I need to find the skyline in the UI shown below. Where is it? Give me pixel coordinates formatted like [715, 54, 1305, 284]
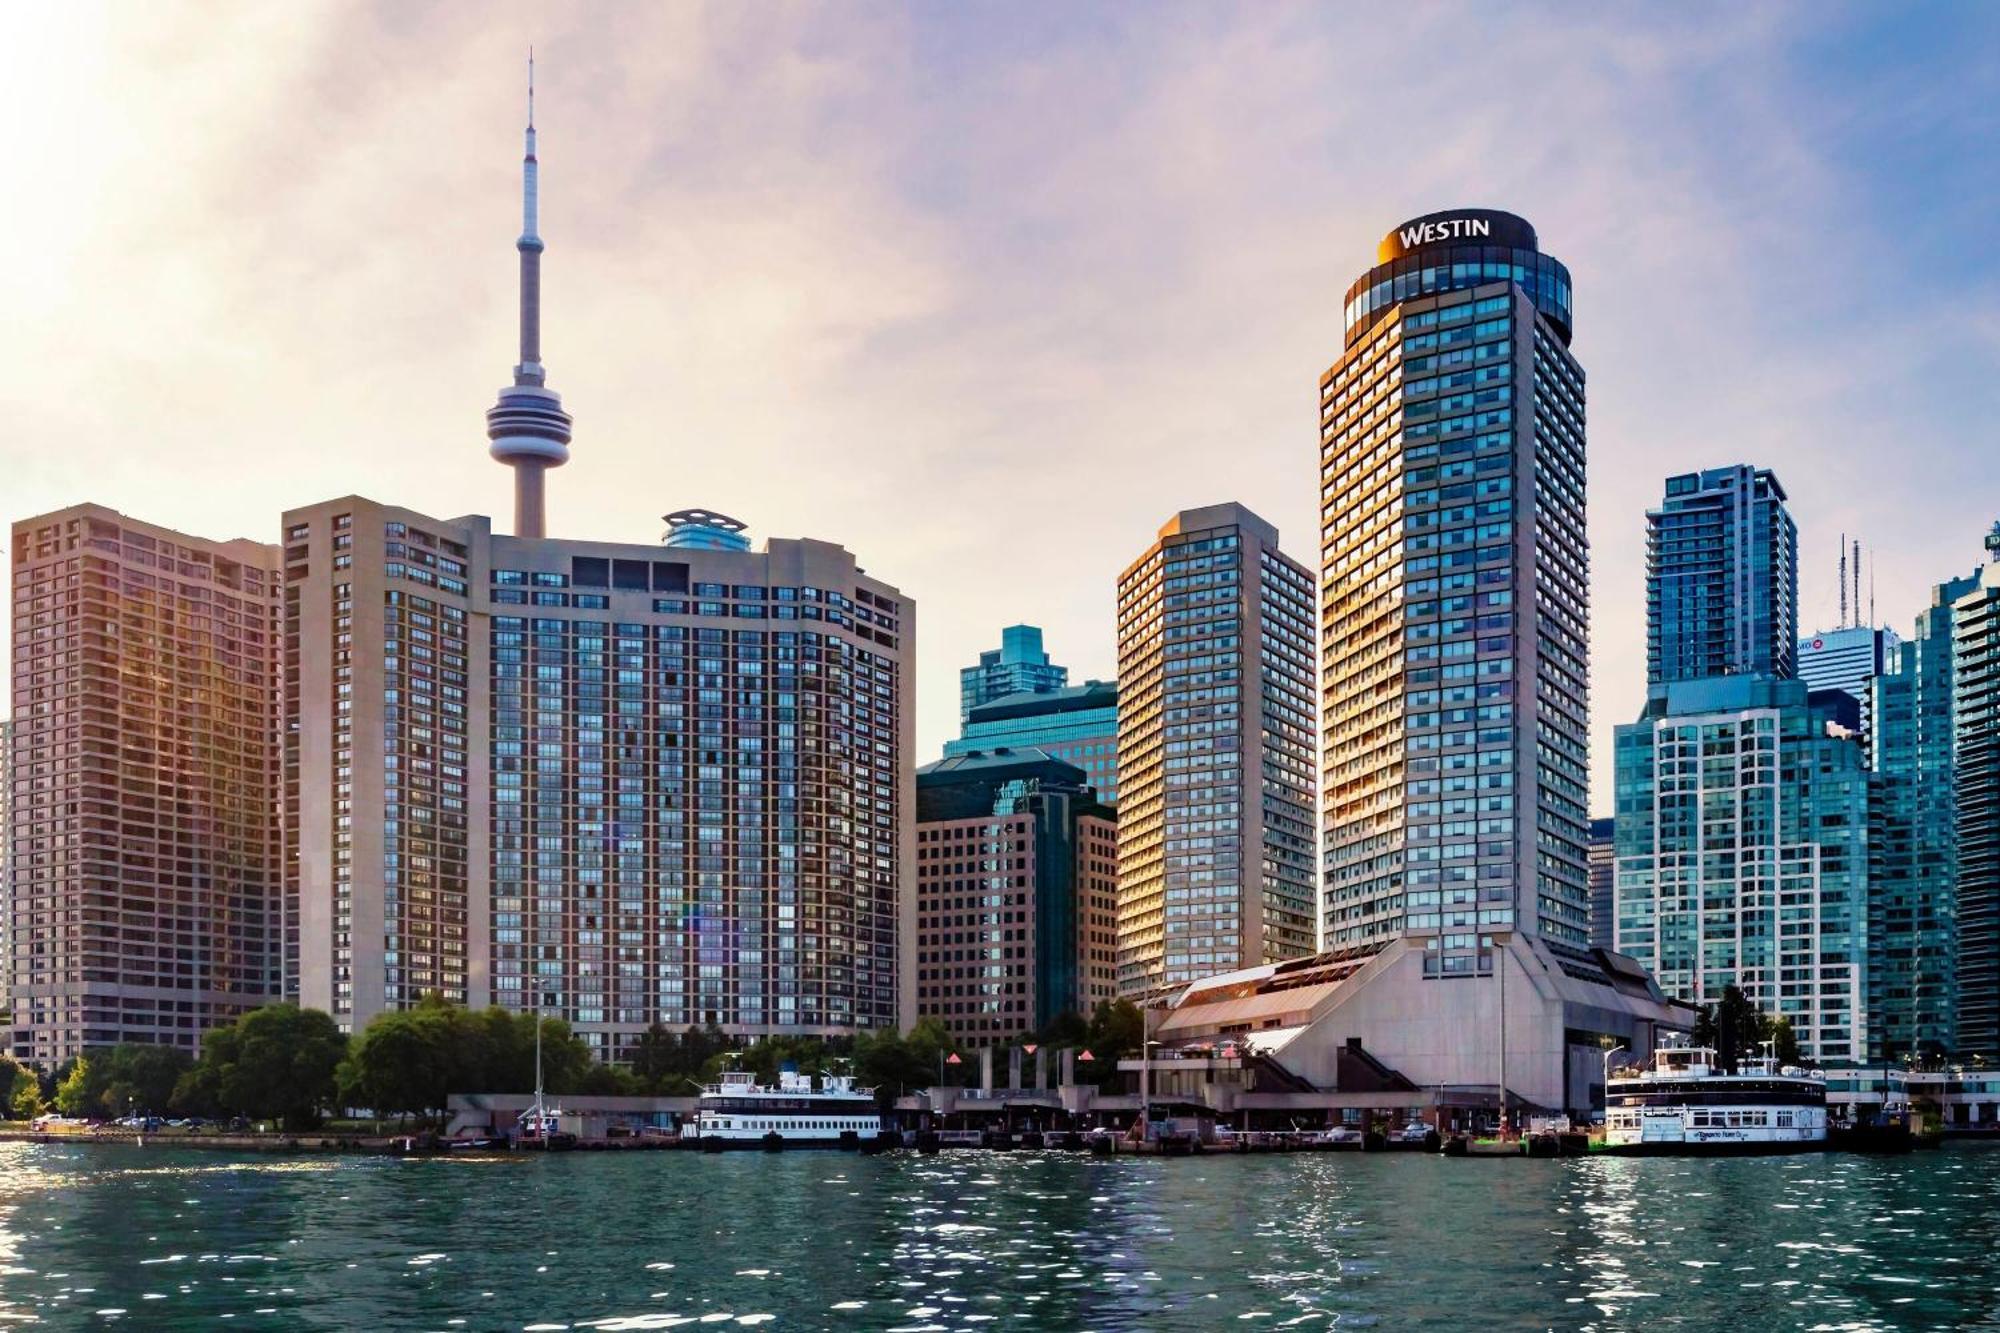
[5, 5, 2000, 804]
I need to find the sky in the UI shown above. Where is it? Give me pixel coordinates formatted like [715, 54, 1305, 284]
[3, 3, 1998, 804]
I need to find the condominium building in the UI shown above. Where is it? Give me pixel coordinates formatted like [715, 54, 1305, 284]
[943, 678, 1119, 803]
[1321, 208, 1592, 966]
[8, 505, 283, 1065]
[284, 502, 914, 1052]
[1869, 570, 1974, 1061]
[959, 625, 1067, 724]
[914, 748, 1116, 1045]
[283, 88, 914, 1056]
[1955, 525, 2000, 1060]
[1114, 503, 1316, 997]
[1614, 677, 1868, 1062]
[1647, 466, 1797, 685]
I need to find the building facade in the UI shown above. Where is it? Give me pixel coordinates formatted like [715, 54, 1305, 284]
[1320, 208, 1592, 968]
[8, 505, 283, 1065]
[943, 679, 1119, 803]
[1955, 526, 2000, 1060]
[1115, 503, 1316, 997]
[959, 625, 1066, 724]
[1867, 568, 1978, 1061]
[1646, 466, 1797, 685]
[284, 501, 914, 1054]
[1798, 625, 1900, 719]
[1588, 817, 1614, 951]
[1613, 677, 1868, 1063]
[914, 749, 1116, 1045]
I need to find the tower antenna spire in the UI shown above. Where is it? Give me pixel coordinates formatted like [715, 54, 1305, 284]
[486, 49, 573, 539]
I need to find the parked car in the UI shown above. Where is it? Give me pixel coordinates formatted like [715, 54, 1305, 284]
[1308, 1125, 1362, 1145]
[1395, 1121, 1433, 1144]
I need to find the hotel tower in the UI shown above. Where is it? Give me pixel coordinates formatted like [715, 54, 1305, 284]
[1319, 209, 1592, 974]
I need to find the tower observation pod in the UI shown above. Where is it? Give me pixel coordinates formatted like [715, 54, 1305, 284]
[486, 51, 573, 539]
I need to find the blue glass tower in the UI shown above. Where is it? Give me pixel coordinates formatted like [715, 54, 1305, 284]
[1869, 569, 1975, 1060]
[1646, 465, 1797, 687]
[959, 625, 1067, 724]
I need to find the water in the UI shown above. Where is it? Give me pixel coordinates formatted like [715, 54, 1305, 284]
[2, 1142, 1999, 1330]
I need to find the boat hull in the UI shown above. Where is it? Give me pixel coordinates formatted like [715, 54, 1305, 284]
[1598, 1137, 1826, 1157]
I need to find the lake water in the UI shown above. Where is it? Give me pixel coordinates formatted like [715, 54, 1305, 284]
[2, 1140, 1998, 1330]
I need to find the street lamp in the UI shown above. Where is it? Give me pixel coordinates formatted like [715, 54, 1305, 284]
[1488, 931, 1514, 1137]
[1601, 1044, 1627, 1115]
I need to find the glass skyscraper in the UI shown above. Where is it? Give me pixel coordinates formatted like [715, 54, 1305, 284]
[1115, 503, 1316, 996]
[959, 625, 1067, 724]
[943, 678, 1120, 803]
[1647, 465, 1797, 686]
[1869, 571, 1974, 1060]
[1797, 623, 1900, 732]
[1614, 676, 1868, 1062]
[1955, 526, 2000, 1060]
[1320, 208, 1592, 975]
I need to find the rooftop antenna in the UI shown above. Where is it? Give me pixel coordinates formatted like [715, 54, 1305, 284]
[1852, 538, 1861, 629]
[1838, 533, 1847, 629]
[1869, 546, 1875, 626]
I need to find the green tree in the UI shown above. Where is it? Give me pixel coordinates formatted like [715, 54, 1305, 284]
[1, 1055, 43, 1120]
[1761, 1014, 1803, 1067]
[179, 1004, 345, 1129]
[1709, 985, 1762, 1073]
[54, 1057, 95, 1117]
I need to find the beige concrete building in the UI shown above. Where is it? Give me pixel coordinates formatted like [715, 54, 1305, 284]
[284, 502, 914, 1055]
[914, 749, 1116, 1046]
[8, 505, 283, 1065]
[1115, 503, 1317, 999]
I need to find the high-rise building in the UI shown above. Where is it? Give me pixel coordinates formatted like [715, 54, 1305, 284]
[1798, 625, 1900, 717]
[8, 506, 283, 1066]
[1614, 677, 1869, 1063]
[1588, 817, 1614, 951]
[1869, 568, 1976, 1061]
[959, 625, 1067, 724]
[1, 718, 13, 992]
[1646, 466, 1797, 686]
[1192, 211, 1683, 1122]
[1954, 524, 2000, 1060]
[283, 82, 914, 1054]
[943, 679, 1119, 803]
[1321, 208, 1592, 968]
[1115, 503, 1315, 997]
[914, 748, 1117, 1045]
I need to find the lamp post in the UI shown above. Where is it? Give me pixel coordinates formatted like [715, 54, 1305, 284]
[1489, 931, 1514, 1137]
[1601, 1044, 1627, 1115]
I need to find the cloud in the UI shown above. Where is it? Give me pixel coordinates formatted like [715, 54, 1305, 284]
[1, 1, 1995, 814]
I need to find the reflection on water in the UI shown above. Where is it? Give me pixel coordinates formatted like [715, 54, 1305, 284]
[0, 1141, 1997, 1329]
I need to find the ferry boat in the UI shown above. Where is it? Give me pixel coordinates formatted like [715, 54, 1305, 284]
[683, 1069, 881, 1147]
[1602, 1046, 1827, 1155]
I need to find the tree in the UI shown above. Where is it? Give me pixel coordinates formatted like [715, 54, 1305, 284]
[1, 1055, 42, 1120]
[1760, 1014, 1803, 1068]
[54, 1057, 94, 1117]
[1707, 985, 1764, 1074]
[179, 1004, 345, 1129]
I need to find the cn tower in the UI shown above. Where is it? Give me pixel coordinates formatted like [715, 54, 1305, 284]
[485, 52, 572, 539]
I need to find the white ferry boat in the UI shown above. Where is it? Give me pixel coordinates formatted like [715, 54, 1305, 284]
[683, 1069, 881, 1147]
[1603, 1046, 1827, 1155]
